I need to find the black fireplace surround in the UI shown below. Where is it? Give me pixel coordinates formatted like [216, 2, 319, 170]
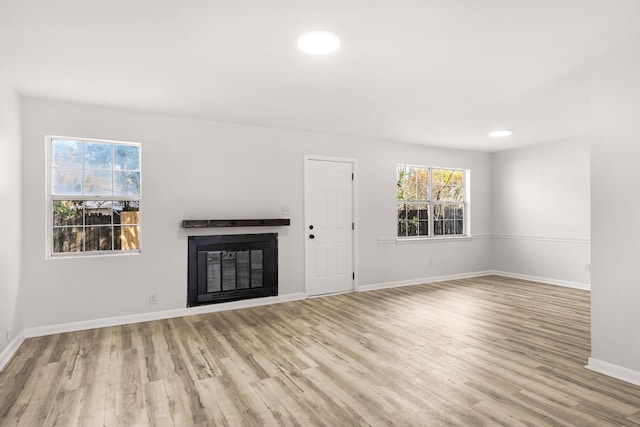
[187, 233, 278, 307]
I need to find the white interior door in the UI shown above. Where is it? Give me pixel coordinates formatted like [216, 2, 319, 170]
[305, 158, 354, 296]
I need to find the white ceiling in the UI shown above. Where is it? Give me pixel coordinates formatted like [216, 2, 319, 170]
[2, 0, 639, 151]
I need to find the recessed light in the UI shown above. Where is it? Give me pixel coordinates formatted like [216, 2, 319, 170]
[297, 30, 341, 55]
[488, 129, 513, 138]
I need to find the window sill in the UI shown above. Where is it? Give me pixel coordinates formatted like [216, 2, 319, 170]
[397, 235, 473, 244]
[47, 250, 142, 260]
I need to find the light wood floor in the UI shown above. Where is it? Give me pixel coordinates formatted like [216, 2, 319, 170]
[1, 276, 640, 426]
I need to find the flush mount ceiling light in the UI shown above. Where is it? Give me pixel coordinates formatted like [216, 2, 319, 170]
[488, 129, 513, 138]
[297, 29, 341, 55]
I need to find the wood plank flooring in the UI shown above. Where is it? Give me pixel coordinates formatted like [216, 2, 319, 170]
[1, 275, 640, 426]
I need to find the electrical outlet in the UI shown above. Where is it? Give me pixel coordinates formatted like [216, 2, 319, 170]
[281, 205, 290, 216]
[149, 293, 158, 305]
[585, 264, 591, 272]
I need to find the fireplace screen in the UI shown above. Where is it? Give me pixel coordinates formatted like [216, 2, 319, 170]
[188, 234, 277, 306]
[204, 250, 263, 292]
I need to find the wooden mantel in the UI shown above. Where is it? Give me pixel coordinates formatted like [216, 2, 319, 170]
[182, 219, 291, 228]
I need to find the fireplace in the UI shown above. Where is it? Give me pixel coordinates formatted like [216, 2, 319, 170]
[187, 233, 278, 307]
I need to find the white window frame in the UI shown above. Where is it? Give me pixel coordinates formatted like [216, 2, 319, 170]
[45, 136, 142, 258]
[397, 165, 470, 240]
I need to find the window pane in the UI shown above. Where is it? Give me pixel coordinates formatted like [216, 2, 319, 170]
[397, 166, 409, 200]
[418, 206, 429, 220]
[121, 211, 139, 225]
[84, 143, 113, 169]
[418, 220, 429, 236]
[85, 170, 113, 195]
[443, 204, 463, 219]
[406, 220, 418, 236]
[432, 169, 443, 186]
[115, 226, 140, 250]
[434, 203, 444, 236]
[416, 168, 428, 200]
[53, 201, 83, 226]
[415, 205, 429, 236]
[397, 203, 408, 220]
[51, 140, 82, 168]
[434, 221, 444, 236]
[114, 171, 140, 196]
[53, 227, 83, 253]
[443, 205, 455, 220]
[443, 221, 451, 235]
[398, 166, 417, 200]
[438, 185, 462, 201]
[407, 167, 419, 200]
[407, 204, 423, 236]
[406, 204, 421, 221]
[406, 204, 416, 221]
[434, 169, 463, 201]
[432, 183, 443, 201]
[84, 201, 112, 225]
[85, 226, 113, 251]
[435, 204, 464, 235]
[452, 170, 463, 185]
[398, 203, 429, 237]
[114, 145, 140, 170]
[398, 165, 429, 201]
[438, 220, 464, 235]
[52, 168, 83, 195]
[433, 204, 444, 220]
[114, 201, 140, 225]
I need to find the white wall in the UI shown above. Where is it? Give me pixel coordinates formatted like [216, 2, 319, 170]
[589, 46, 640, 378]
[19, 98, 492, 329]
[360, 142, 493, 286]
[492, 139, 591, 288]
[0, 84, 22, 353]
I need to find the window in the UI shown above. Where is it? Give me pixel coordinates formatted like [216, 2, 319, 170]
[47, 136, 141, 256]
[397, 165, 467, 238]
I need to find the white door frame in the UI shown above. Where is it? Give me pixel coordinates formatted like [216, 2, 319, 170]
[304, 155, 359, 297]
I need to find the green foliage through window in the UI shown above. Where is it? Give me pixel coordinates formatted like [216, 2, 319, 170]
[397, 165, 466, 238]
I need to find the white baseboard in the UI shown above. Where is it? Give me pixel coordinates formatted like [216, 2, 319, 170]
[0, 331, 26, 373]
[586, 357, 640, 387]
[0, 292, 306, 372]
[356, 270, 494, 292]
[490, 270, 590, 291]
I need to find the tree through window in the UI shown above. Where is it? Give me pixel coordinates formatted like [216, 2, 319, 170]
[397, 165, 467, 238]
